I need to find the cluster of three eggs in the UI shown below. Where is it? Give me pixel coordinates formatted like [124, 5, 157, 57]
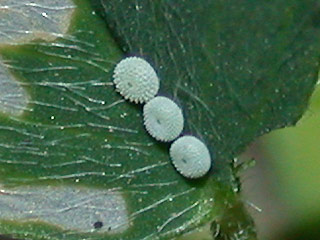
[113, 57, 212, 179]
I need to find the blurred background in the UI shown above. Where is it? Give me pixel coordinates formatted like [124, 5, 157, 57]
[241, 83, 320, 240]
[181, 84, 320, 240]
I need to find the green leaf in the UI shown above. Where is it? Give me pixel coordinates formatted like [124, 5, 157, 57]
[0, 0, 319, 239]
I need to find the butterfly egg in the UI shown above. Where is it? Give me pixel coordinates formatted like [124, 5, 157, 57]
[113, 57, 160, 104]
[143, 96, 184, 142]
[170, 136, 211, 179]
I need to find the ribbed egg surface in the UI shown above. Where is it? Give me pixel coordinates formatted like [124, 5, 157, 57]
[113, 57, 159, 103]
[143, 96, 184, 142]
[170, 136, 211, 178]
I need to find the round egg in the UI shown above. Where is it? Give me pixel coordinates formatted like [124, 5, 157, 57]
[143, 96, 184, 142]
[170, 136, 211, 178]
[113, 57, 159, 104]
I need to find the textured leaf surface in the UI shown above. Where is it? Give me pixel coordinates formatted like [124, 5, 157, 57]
[0, 0, 320, 239]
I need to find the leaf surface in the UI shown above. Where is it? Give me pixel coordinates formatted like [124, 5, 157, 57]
[0, 0, 320, 239]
